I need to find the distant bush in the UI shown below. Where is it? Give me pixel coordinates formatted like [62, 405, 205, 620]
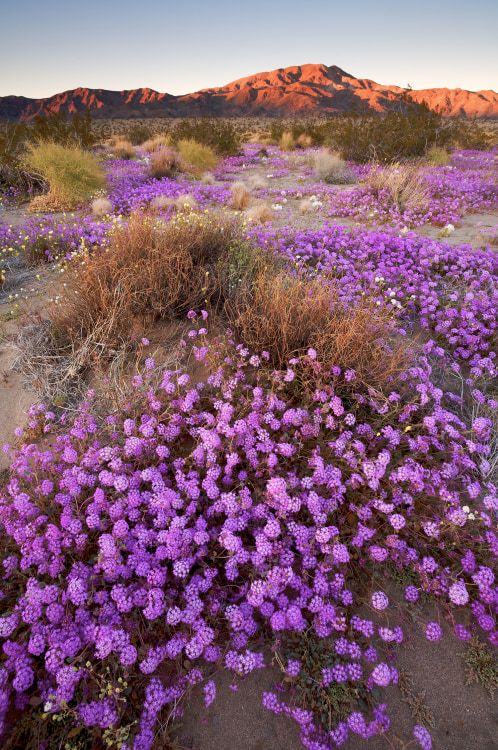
[269, 118, 329, 147]
[125, 122, 153, 145]
[296, 133, 312, 148]
[330, 95, 492, 163]
[23, 142, 105, 209]
[177, 139, 219, 176]
[170, 118, 240, 156]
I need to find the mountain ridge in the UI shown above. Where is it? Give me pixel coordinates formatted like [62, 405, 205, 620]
[2, 63, 497, 120]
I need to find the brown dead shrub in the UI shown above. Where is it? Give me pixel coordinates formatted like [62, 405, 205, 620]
[230, 181, 252, 210]
[149, 148, 181, 179]
[51, 211, 241, 352]
[111, 139, 135, 160]
[226, 266, 409, 393]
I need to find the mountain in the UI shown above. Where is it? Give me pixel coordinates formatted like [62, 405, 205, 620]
[1, 64, 497, 121]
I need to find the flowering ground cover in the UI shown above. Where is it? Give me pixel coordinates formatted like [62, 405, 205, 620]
[0, 138, 497, 750]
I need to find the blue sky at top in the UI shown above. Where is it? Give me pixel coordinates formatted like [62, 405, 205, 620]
[1, 0, 497, 97]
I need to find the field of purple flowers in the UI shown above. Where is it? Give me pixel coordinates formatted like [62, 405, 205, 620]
[0, 140, 497, 750]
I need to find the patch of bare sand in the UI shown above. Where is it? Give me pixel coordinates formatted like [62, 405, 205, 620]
[416, 212, 498, 250]
[176, 599, 498, 750]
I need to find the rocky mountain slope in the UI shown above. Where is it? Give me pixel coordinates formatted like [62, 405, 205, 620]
[2, 64, 497, 120]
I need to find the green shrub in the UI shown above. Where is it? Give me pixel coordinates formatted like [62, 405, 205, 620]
[23, 142, 105, 208]
[177, 139, 219, 175]
[426, 146, 451, 165]
[30, 107, 96, 148]
[170, 118, 240, 156]
[329, 95, 491, 163]
[0, 109, 97, 196]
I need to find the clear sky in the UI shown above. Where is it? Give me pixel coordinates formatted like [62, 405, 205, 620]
[1, 0, 497, 98]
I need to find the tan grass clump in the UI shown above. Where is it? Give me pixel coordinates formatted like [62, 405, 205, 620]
[279, 131, 296, 151]
[247, 174, 267, 190]
[299, 199, 313, 214]
[365, 163, 431, 212]
[201, 172, 216, 184]
[177, 140, 219, 176]
[226, 266, 408, 392]
[150, 195, 174, 212]
[23, 143, 105, 210]
[296, 133, 313, 148]
[245, 202, 272, 224]
[91, 198, 113, 218]
[230, 181, 252, 210]
[173, 194, 197, 212]
[141, 134, 171, 152]
[149, 148, 180, 179]
[51, 211, 241, 350]
[111, 139, 136, 160]
[314, 148, 356, 184]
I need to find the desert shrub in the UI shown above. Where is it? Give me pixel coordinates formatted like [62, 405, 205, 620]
[364, 163, 432, 213]
[245, 201, 272, 224]
[313, 148, 356, 184]
[279, 131, 296, 151]
[331, 96, 447, 163]
[177, 139, 219, 176]
[22, 142, 105, 209]
[149, 147, 180, 178]
[226, 264, 408, 391]
[111, 139, 136, 160]
[0, 108, 95, 195]
[201, 171, 215, 184]
[30, 107, 96, 148]
[91, 197, 113, 218]
[269, 119, 329, 147]
[125, 122, 153, 145]
[300, 199, 313, 213]
[426, 146, 450, 165]
[141, 134, 171, 152]
[170, 118, 240, 156]
[230, 180, 251, 210]
[50, 211, 241, 349]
